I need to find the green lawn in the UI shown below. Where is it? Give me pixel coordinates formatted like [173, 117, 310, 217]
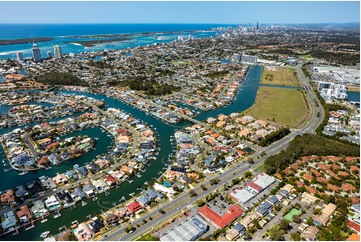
[254, 163, 266, 172]
[261, 67, 300, 86]
[245, 86, 308, 128]
[136, 232, 159, 241]
[298, 54, 315, 61]
[284, 208, 302, 221]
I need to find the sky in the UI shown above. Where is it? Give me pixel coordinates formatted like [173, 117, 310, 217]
[0, 1, 359, 24]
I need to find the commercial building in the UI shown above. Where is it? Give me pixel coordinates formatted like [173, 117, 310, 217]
[160, 216, 208, 241]
[199, 204, 244, 229]
[16, 52, 24, 62]
[231, 54, 241, 63]
[317, 81, 348, 100]
[54, 45, 62, 59]
[241, 54, 257, 65]
[32, 44, 42, 62]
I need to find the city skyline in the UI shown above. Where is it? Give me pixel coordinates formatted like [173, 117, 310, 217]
[0, 1, 359, 24]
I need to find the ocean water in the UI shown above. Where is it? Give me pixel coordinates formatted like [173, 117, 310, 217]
[0, 23, 233, 59]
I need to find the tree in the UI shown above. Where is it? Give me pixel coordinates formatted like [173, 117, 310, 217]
[158, 209, 165, 214]
[189, 189, 197, 197]
[247, 157, 254, 164]
[201, 184, 207, 191]
[244, 171, 253, 178]
[268, 227, 285, 241]
[291, 232, 301, 241]
[126, 224, 133, 232]
[210, 178, 219, 185]
[279, 219, 290, 231]
[292, 215, 301, 223]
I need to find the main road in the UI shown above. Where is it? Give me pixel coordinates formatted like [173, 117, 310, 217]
[102, 64, 325, 241]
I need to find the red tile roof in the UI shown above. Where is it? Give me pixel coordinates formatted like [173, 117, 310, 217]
[199, 205, 244, 229]
[351, 197, 360, 204]
[296, 180, 304, 187]
[310, 168, 321, 177]
[348, 221, 360, 233]
[306, 186, 317, 195]
[318, 164, 329, 171]
[127, 201, 142, 213]
[317, 177, 328, 184]
[303, 173, 314, 182]
[348, 234, 360, 241]
[327, 184, 340, 192]
[247, 182, 262, 192]
[103, 175, 117, 184]
[342, 183, 356, 191]
[350, 166, 360, 173]
[338, 171, 350, 177]
[327, 170, 341, 180]
[290, 164, 299, 171]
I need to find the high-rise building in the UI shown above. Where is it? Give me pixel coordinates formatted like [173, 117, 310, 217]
[54, 45, 62, 59]
[16, 52, 24, 62]
[241, 54, 258, 65]
[256, 22, 259, 29]
[32, 44, 42, 62]
[47, 51, 52, 59]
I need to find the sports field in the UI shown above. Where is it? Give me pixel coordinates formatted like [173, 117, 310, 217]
[245, 86, 308, 128]
[261, 67, 300, 86]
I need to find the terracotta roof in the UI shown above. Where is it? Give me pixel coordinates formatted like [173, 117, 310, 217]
[317, 177, 328, 184]
[327, 184, 340, 191]
[318, 164, 329, 171]
[306, 186, 317, 195]
[296, 180, 304, 187]
[127, 201, 142, 213]
[16, 205, 32, 220]
[348, 234, 360, 241]
[199, 204, 244, 229]
[351, 197, 360, 204]
[310, 168, 321, 177]
[350, 166, 360, 173]
[247, 182, 263, 192]
[342, 183, 356, 191]
[348, 221, 360, 233]
[338, 171, 350, 177]
[303, 173, 314, 182]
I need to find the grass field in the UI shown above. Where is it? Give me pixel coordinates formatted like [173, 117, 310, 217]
[254, 163, 266, 172]
[284, 208, 302, 221]
[136, 232, 159, 241]
[298, 54, 315, 61]
[261, 67, 300, 86]
[245, 86, 308, 128]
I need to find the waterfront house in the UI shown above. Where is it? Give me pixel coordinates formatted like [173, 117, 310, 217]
[104, 213, 119, 226]
[92, 178, 109, 192]
[83, 182, 97, 197]
[127, 201, 142, 214]
[16, 205, 33, 224]
[0, 189, 15, 205]
[88, 216, 104, 233]
[143, 188, 163, 200]
[1, 211, 17, 231]
[27, 180, 43, 196]
[71, 187, 86, 201]
[64, 170, 79, 180]
[103, 175, 117, 187]
[75, 166, 89, 178]
[39, 176, 57, 191]
[44, 195, 61, 212]
[53, 174, 68, 185]
[56, 190, 75, 208]
[31, 200, 48, 218]
[136, 195, 150, 207]
[73, 222, 94, 241]
[15, 185, 29, 198]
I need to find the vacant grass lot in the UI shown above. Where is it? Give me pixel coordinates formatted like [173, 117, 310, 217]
[261, 67, 300, 86]
[136, 233, 159, 241]
[245, 86, 308, 128]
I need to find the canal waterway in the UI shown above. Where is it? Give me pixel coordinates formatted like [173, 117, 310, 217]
[2, 65, 262, 240]
[347, 91, 360, 102]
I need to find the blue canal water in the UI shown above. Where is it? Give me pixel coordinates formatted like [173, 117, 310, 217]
[2, 66, 262, 240]
[347, 91, 360, 102]
[0, 24, 235, 60]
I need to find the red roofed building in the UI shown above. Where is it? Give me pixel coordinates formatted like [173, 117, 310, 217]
[327, 156, 340, 162]
[290, 164, 299, 171]
[348, 221, 360, 234]
[327, 184, 340, 192]
[317, 177, 328, 184]
[342, 183, 356, 191]
[306, 186, 317, 195]
[350, 166, 360, 174]
[296, 180, 304, 187]
[103, 175, 117, 187]
[310, 155, 319, 161]
[310, 168, 321, 177]
[318, 164, 329, 171]
[127, 201, 142, 213]
[284, 167, 293, 175]
[199, 204, 244, 229]
[351, 197, 360, 204]
[246, 182, 262, 192]
[303, 173, 314, 182]
[339, 171, 350, 177]
[327, 170, 341, 180]
[330, 164, 341, 170]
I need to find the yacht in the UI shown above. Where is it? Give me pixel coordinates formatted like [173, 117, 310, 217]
[40, 231, 50, 239]
[82, 201, 87, 206]
[53, 212, 61, 219]
[18, 171, 28, 176]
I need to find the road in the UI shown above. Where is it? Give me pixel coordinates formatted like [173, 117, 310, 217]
[102, 64, 325, 241]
